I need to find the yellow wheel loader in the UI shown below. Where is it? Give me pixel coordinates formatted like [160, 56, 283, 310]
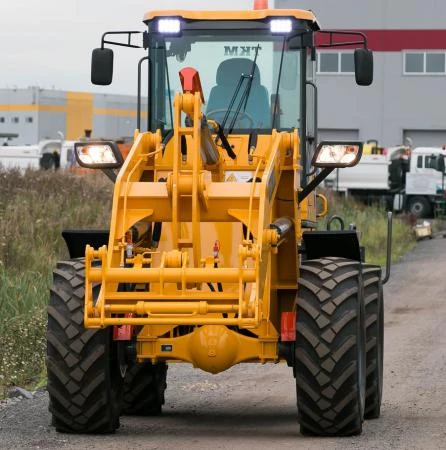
[46, 6, 388, 436]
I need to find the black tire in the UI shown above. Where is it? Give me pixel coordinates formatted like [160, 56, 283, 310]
[46, 259, 123, 433]
[362, 265, 384, 419]
[122, 361, 168, 415]
[408, 196, 431, 218]
[388, 159, 404, 189]
[40, 153, 55, 170]
[389, 158, 409, 190]
[295, 257, 366, 436]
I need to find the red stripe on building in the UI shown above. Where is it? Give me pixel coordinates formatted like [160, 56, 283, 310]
[316, 30, 446, 52]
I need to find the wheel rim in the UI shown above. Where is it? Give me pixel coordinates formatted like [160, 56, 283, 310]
[412, 203, 423, 214]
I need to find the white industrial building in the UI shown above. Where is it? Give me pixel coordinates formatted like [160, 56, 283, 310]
[0, 87, 141, 145]
[276, 0, 446, 148]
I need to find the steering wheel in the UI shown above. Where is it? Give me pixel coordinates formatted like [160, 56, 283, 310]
[206, 109, 255, 129]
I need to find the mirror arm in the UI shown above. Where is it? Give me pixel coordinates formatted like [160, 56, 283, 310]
[316, 30, 368, 49]
[298, 167, 334, 204]
[137, 56, 150, 130]
[101, 31, 143, 49]
[318, 40, 365, 49]
[101, 168, 118, 183]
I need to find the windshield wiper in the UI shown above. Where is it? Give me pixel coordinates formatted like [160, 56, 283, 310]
[163, 41, 174, 135]
[219, 44, 261, 135]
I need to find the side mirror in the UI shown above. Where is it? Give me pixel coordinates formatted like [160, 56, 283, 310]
[74, 141, 123, 169]
[91, 48, 114, 86]
[312, 141, 363, 168]
[354, 48, 373, 86]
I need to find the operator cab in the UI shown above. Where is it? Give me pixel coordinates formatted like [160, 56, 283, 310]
[143, 10, 321, 138]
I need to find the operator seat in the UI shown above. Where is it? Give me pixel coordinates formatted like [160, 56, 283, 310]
[206, 58, 270, 128]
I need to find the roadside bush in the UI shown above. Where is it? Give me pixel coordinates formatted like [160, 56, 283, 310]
[0, 169, 112, 271]
[320, 190, 416, 266]
[0, 169, 111, 394]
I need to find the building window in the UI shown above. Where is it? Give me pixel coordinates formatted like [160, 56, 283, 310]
[426, 53, 445, 72]
[404, 51, 446, 74]
[25, 117, 33, 123]
[405, 53, 424, 73]
[0, 117, 4, 123]
[340, 53, 355, 73]
[11, 117, 19, 123]
[319, 53, 338, 73]
[318, 52, 354, 74]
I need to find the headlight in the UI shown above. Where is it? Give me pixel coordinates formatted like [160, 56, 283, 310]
[157, 18, 181, 35]
[270, 19, 292, 34]
[74, 141, 123, 169]
[312, 142, 363, 168]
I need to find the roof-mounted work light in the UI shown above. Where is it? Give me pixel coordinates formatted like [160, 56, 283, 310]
[270, 19, 292, 34]
[157, 18, 181, 35]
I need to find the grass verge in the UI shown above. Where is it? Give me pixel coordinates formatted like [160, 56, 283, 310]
[320, 191, 417, 266]
[0, 169, 111, 396]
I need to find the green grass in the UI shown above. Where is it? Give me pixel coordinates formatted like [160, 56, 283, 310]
[0, 169, 112, 395]
[320, 191, 417, 266]
[0, 169, 112, 271]
[0, 170, 417, 395]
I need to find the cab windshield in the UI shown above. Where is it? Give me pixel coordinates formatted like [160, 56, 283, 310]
[148, 28, 303, 135]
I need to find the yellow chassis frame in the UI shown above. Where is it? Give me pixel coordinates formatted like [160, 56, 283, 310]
[83, 90, 316, 373]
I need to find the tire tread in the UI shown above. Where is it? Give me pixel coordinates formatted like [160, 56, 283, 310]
[47, 259, 121, 434]
[295, 257, 366, 436]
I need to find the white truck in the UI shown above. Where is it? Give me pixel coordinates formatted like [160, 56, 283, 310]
[0, 139, 76, 171]
[325, 145, 446, 217]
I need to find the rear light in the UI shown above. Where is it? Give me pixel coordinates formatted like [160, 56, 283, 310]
[281, 312, 296, 342]
[113, 313, 134, 340]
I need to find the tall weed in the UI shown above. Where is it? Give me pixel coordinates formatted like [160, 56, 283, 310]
[0, 169, 112, 393]
[320, 191, 416, 266]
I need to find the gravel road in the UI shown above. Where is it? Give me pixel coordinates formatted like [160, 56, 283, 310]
[1, 237, 446, 449]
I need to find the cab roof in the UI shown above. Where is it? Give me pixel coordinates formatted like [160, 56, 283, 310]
[412, 147, 446, 155]
[144, 9, 320, 31]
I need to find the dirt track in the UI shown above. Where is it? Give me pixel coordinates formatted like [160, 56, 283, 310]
[1, 237, 446, 449]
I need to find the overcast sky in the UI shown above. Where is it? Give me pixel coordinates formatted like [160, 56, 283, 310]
[0, 0, 256, 95]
